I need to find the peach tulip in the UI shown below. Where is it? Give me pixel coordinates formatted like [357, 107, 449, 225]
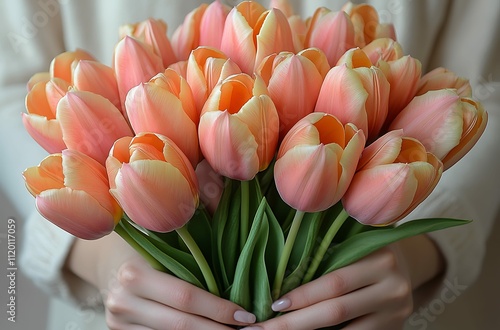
[120, 18, 177, 68]
[27, 72, 50, 91]
[305, 8, 356, 67]
[199, 73, 279, 180]
[50, 49, 95, 84]
[315, 53, 390, 141]
[274, 113, 365, 212]
[383, 55, 422, 124]
[171, 3, 208, 61]
[389, 89, 487, 170]
[125, 70, 200, 167]
[257, 48, 328, 139]
[200, 0, 231, 49]
[186, 47, 241, 114]
[221, 2, 296, 74]
[73, 60, 122, 111]
[22, 78, 70, 153]
[113, 36, 164, 109]
[342, 130, 443, 225]
[341, 2, 396, 47]
[362, 38, 403, 65]
[23, 150, 122, 240]
[57, 90, 134, 164]
[416, 67, 472, 97]
[106, 133, 199, 232]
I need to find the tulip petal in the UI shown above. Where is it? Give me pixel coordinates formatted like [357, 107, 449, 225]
[21, 114, 66, 154]
[57, 91, 133, 164]
[23, 154, 65, 196]
[36, 188, 115, 239]
[111, 161, 198, 232]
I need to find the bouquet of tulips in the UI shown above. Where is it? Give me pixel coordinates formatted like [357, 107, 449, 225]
[22, 0, 487, 323]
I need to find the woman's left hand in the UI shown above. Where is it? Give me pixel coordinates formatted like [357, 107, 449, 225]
[244, 234, 444, 330]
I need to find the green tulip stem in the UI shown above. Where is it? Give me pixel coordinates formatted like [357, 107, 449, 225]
[240, 180, 250, 251]
[114, 222, 166, 272]
[302, 208, 349, 284]
[176, 225, 220, 296]
[272, 209, 305, 300]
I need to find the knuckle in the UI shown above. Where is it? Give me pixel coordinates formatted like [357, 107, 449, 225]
[379, 249, 399, 270]
[391, 279, 412, 301]
[117, 261, 142, 288]
[172, 285, 195, 310]
[105, 292, 127, 314]
[213, 302, 233, 322]
[325, 271, 348, 296]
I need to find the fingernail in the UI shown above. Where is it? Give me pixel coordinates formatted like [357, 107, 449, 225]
[240, 327, 263, 330]
[271, 298, 291, 312]
[234, 310, 257, 323]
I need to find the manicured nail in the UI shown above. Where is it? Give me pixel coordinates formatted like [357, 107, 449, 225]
[234, 310, 257, 323]
[241, 327, 263, 330]
[271, 298, 291, 312]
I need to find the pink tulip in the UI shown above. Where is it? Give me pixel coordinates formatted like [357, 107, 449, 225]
[73, 60, 122, 111]
[23, 150, 122, 240]
[389, 89, 488, 170]
[383, 55, 422, 124]
[416, 67, 472, 97]
[186, 46, 241, 114]
[22, 78, 70, 153]
[221, 2, 296, 74]
[57, 90, 134, 164]
[269, 0, 295, 18]
[113, 36, 164, 110]
[49, 49, 95, 84]
[200, 0, 231, 49]
[315, 50, 390, 141]
[106, 133, 199, 232]
[199, 73, 279, 180]
[341, 3, 396, 47]
[361, 38, 403, 65]
[257, 48, 327, 139]
[125, 70, 200, 167]
[171, 3, 208, 61]
[168, 60, 188, 78]
[274, 113, 365, 212]
[305, 8, 356, 67]
[342, 130, 443, 225]
[120, 18, 177, 68]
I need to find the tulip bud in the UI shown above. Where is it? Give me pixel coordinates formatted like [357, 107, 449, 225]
[199, 73, 279, 180]
[22, 78, 70, 153]
[274, 112, 365, 212]
[342, 130, 443, 225]
[120, 18, 177, 68]
[113, 36, 164, 110]
[171, 3, 208, 61]
[200, 0, 231, 49]
[416, 67, 472, 97]
[106, 133, 199, 232]
[257, 49, 327, 139]
[126, 70, 200, 167]
[57, 90, 134, 164]
[23, 150, 122, 240]
[305, 8, 356, 66]
[389, 89, 487, 170]
[186, 47, 241, 114]
[73, 60, 122, 111]
[49, 49, 95, 84]
[362, 38, 403, 65]
[221, 3, 296, 74]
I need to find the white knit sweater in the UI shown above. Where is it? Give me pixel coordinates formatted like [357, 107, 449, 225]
[1, 0, 498, 329]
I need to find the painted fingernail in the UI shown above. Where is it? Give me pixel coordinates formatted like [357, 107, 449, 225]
[271, 298, 291, 312]
[234, 310, 257, 323]
[240, 327, 263, 330]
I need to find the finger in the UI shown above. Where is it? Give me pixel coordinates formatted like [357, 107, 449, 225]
[273, 250, 387, 312]
[259, 280, 394, 330]
[122, 296, 236, 330]
[117, 260, 256, 326]
[343, 311, 408, 330]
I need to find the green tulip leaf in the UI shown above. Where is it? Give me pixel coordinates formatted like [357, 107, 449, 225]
[264, 202, 285, 282]
[316, 218, 471, 277]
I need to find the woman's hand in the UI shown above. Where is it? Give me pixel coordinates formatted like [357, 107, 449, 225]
[244, 234, 444, 330]
[67, 232, 256, 330]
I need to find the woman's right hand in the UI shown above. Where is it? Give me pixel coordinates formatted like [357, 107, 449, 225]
[68, 232, 256, 330]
